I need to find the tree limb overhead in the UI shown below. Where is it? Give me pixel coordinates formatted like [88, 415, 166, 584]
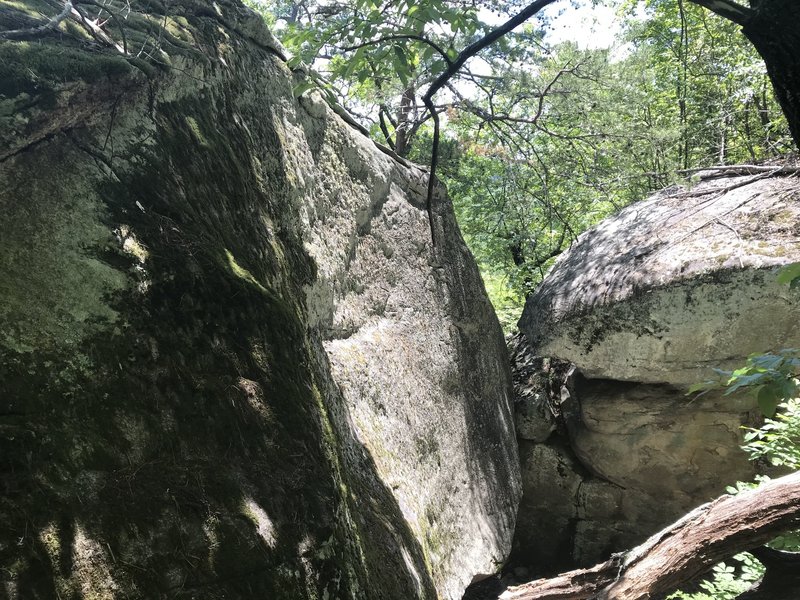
[687, 0, 754, 26]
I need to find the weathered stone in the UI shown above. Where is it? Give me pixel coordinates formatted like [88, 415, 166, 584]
[519, 174, 800, 386]
[516, 392, 556, 443]
[0, 2, 519, 598]
[514, 440, 583, 572]
[512, 430, 684, 572]
[297, 91, 521, 598]
[510, 234, 775, 573]
[570, 379, 758, 503]
[513, 171, 800, 570]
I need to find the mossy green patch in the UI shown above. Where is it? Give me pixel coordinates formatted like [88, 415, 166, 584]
[184, 115, 209, 146]
[0, 143, 129, 356]
[0, 42, 131, 98]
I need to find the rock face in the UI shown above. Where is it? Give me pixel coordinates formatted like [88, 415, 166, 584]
[0, 3, 520, 599]
[513, 171, 800, 573]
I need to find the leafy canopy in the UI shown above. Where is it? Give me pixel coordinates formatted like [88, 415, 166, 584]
[251, 0, 791, 330]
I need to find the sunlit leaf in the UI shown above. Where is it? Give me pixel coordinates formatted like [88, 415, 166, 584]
[776, 263, 800, 286]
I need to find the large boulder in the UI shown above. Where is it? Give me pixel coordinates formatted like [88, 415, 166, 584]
[513, 170, 800, 573]
[520, 171, 800, 385]
[0, 2, 519, 599]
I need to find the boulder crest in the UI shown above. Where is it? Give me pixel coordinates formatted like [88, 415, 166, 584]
[519, 168, 800, 386]
[0, 2, 520, 599]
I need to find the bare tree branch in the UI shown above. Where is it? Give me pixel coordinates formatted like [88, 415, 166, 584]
[687, 0, 754, 26]
[71, 2, 124, 52]
[422, 93, 440, 244]
[0, 0, 73, 39]
[80, 0, 128, 55]
[424, 0, 560, 101]
[420, 0, 562, 244]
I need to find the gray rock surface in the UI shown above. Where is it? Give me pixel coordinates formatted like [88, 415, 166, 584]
[0, 2, 519, 598]
[520, 174, 800, 385]
[511, 168, 800, 572]
[508, 334, 761, 572]
[297, 90, 521, 598]
[570, 379, 757, 502]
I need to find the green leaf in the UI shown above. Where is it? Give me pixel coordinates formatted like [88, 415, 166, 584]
[725, 373, 768, 394]
[778, 377, 798, 400]
[394, 45, 409, 68]
[757, 385, 780, 417]
[686, 380, 718, 395]
[749, 354, 783, 371]
[776, 262, 800, 286]
[292, 81, 316, 98]
[742, 429, 761, 442]
[357, 68, 370, 84]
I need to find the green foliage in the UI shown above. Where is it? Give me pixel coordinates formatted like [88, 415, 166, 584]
[478, 266, 527, 332]
[441, 3, 790, 327]
[688, 349, 800, 416]
[743, 398, 800, 470]
[439, 42, 665, 325]
[667, 554, 764, 600]
[667, 555, 764, 600]
[274, 0, 497, 137]
[622, 0, 792, 165]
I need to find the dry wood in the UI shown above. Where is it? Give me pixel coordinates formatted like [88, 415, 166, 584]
[501, 471, 800, 600]
[677, 165, 800, 179]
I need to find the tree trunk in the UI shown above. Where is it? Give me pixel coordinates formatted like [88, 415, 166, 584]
[394, 85, 416, 157]
[741, 0, 800, 150]
[500, 471, 800, 600]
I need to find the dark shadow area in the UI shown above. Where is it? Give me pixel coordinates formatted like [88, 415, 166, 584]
[0, 2, 436, 597]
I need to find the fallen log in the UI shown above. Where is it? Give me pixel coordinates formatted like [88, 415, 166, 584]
[501, 471, 800, 600]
